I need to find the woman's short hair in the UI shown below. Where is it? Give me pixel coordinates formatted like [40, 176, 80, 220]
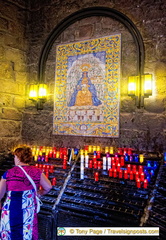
[14, 147, 33, 163]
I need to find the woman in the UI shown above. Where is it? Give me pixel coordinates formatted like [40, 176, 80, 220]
[0, 147, 52, 240]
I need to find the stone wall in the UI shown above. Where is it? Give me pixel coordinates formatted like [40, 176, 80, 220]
[0, 0, 29, 153]
[23, 0, 165, 152]
[0, 0, 166, 153]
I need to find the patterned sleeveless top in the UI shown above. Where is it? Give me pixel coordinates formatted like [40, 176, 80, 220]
[3, 166, 42, 191]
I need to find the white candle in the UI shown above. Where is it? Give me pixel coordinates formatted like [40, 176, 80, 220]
[85, 155, 89, 168]
[68, 148, 72, 164]
[107, 157, 111, 170]
[103, 157, 107, 170]
[80, 155, 84, 179]
[81, 155, 84, 161]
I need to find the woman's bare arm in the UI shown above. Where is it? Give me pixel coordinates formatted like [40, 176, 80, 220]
[37, 173, 52, 197]
[0, 178, 6, 200]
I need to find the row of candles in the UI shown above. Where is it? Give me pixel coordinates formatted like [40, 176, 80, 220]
[93, 170, 148, 188]
[81, 148, 145, 164]
[80, 154, 145, 169]
[32, 145, 147, 187]
[31, 145, 136, 160]
[30, 145, 160, 190]
[83, 146, 135, 155]
[31, 145, 162, 163]
[80, 153, 158, 188]
[31, 145, 146, 165]
[35, 163, 57, 185]
[31, 146, 69, 162]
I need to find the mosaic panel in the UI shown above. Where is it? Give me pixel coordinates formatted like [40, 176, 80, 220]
[53, 34, 121, 137]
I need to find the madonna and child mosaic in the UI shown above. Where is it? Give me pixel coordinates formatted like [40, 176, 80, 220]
[53, 34, 121, 137]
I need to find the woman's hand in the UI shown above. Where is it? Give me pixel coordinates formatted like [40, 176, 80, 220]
[39, 173, 52, 196]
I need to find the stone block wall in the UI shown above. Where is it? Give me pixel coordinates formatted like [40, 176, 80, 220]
[23, 0, 165, 152]
[0, 0, 29, 153]
[0, 0, 165, 153]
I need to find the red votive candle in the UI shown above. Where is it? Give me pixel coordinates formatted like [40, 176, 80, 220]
[115, 157, 119, 165]
[84, 145, 89, 150]
[128, 148, 132, 155]
[111, 157, 115, 162]
[63, 148, 67, 155]
[118, 148, 123, 155]
[119, 169, 123, 178]
[94, 172, 99, 181]
[53, 151, 56, 158]
[45, 155, 48, 162]
[97, 151, 101, 159]
[98, 161, 102, 169]
[50, 165, 54, 173]
[45, 170, 49, 178]
[111, 158, 115, 166]
[140, 172, 145, 182]
[117, 163, 121, 172]
[93, 160, 97, 169]
[120, 156, 124, 166]
[136, 178, 141, 188]
[135, 171, 139, 180]
[113, 169, 117, 178]
[143, 179, 148, 188]
[109, 168, 113, 177]
[60, 152, 63, 158]
[123, 148, 127, 155]
[112, 162, 116, 170]
[35, 163, 39, 168]
[124, 170, 128, 179]
[130, 171, 134, 180]
[132, 165, 137, 174]
[39, 164, 42, 169]
[52, 177, 56, 185]
[63, 160, 67, 169]
[49, 151, 53, 158]
[63, 164, 67, 169]
[63, 155, 67, 161]
[127, 164, 131, 173]
[139, 165, 143, 173]
[89, 160, 93, 168]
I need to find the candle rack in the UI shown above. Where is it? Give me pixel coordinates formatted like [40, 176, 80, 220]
[0, 147, 165, 240]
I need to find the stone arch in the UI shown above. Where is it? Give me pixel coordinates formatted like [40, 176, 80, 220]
[38, 6, 144, 82]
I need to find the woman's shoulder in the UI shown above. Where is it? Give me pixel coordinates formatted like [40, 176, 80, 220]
[26, 166, 43, 180]
[5, 166, 21, 178]
[8, 165, 42, 174]
[7, 166, 18, 172]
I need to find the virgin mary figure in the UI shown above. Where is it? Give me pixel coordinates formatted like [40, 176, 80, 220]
[68, 70, 102, 107]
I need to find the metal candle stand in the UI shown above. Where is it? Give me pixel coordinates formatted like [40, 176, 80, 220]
[0, 149, 165, 240]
